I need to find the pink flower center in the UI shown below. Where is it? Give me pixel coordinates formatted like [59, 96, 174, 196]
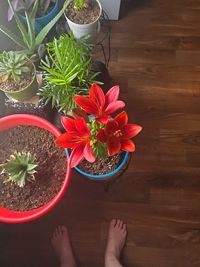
[113, 129, 123, 138]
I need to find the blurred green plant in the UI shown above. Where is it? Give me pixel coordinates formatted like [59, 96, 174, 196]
[38, 33, 101, 115]
[73, 0, 86, 12]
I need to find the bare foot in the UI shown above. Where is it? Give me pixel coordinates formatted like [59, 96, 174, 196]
[105, 219, 127, 267]
[51, 225, 77, 267]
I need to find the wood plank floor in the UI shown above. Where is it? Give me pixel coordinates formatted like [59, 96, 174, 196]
[1, 0, 200, 266]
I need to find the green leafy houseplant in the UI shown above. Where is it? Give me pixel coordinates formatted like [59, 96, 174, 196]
[0, 51, 31, 83]
[0, 0, 68, 58]
[0, 151, 37, 188]
[38, 33, 101, 115]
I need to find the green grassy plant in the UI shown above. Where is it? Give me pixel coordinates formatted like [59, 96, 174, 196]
[38, 33, 101, 114]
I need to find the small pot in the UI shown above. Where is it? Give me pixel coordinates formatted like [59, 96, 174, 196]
[64, 0, 102, 39]
[21, 0, 60, 33]
[0, 114, 71, 224]
[66, 149, 129, 180]
[0, 60, 38, 102]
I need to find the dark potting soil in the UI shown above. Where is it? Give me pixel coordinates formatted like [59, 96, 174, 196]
[0, 126, 66, 212]
[0, 70, 34, 92]
[66, 0, 100, 24]
[78, 151, 125, 176]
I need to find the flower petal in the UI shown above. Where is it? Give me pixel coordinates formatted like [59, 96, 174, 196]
[89, 84, 105, 108]
[105, 120, 119, 135]
[122, 124, 143, 139]
[107, 137, 121, 156]
[69, 144, 85, 168]
[121, 139, 135, 152]
[74, 96, 98, 115]
[105, 100, 125, 115]
[96, 115, 111, 124]
[105, 85, 119, 106]
[115, 111, 128, 127]
[84, 143, 96, 163]
[56, 133, 80, 148]
[75, 118, 90, 135]
[96, 129, 107, 142]
[61, 116, 76, 132]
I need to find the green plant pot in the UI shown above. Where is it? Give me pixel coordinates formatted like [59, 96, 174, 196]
[1, 61, 38, 102]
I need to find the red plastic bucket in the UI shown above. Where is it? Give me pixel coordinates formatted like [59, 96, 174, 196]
[0, 114, 71, 224]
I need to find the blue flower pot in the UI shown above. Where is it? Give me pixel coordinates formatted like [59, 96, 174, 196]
[21, 0, 60, 33]
[66, 149, 129, 180]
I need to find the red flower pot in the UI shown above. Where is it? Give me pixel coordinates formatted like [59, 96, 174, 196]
[0, 114, 71, 224]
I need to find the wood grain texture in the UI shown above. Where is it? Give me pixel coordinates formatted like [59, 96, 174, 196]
[1, 0, 200, 266]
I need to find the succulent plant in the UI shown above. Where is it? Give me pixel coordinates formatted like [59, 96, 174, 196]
[74, 0, 87, 12]
[0, 151, 37, 188]
[0, 51, 30, 83]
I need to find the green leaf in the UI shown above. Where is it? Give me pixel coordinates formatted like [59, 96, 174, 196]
[0, 24, 26, 49]
[8, 0, 30, 49]
[35, 1, 70, 47]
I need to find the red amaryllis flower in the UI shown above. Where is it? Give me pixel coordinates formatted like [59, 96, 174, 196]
[74, 84, 125, 124]
[96, 111, 142, 156]
[56, 116, 95, 168]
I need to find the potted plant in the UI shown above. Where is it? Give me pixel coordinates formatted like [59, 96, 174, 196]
[64, 0, 102, 39]
[8, 0, 60, 33]
[0, 51, 54, 119]
[0, 0, 67, 59]
[0, 51, 37, 101]
[56, 83, 143, 179]
[0, 114, 71, 223]
[38, 33, 101, 125]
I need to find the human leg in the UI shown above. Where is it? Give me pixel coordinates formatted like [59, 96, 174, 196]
[51, 225, 77, 267]
[105, 219, 127, 267]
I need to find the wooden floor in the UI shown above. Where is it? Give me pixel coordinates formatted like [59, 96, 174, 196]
[1, 0, 200, 266]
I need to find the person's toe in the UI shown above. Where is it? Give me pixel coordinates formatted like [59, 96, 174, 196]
[59, 226, 64, 235]
[119, 220, 124, 229]
[116, 219, 122, 229]
[110, 219, 116, 228]
[61, 225, 67, 233]
[122, 223, 127, 232]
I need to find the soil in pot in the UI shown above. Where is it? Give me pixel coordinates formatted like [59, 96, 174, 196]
[0, 126, 66, 212]
[66, 0, 100, 24]
[78, 151, 125, 175]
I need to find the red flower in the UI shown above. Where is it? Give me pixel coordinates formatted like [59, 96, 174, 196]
[96, 111, 142, 156]
[74, 84, 125, 124]
[56, 116, 95, 168]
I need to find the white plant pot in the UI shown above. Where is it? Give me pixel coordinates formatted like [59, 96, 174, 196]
[64, 0, 102, 39]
